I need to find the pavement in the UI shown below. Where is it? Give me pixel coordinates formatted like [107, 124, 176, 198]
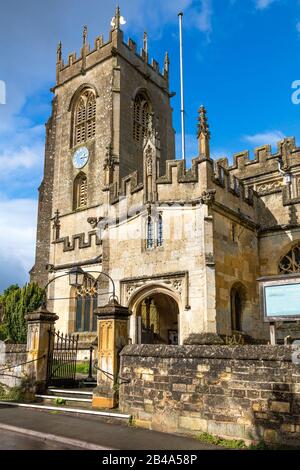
[0, 429, 81, 450]
[0, 404, 220, 450]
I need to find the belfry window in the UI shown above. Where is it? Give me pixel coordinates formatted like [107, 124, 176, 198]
[279, 244, 300, 274]
[146, 216, 154, 250]
[73, 173, 87, 210]
[133, 93, 151, 145]
[75, 276, 98, 332]
[73, 89, 96, 146]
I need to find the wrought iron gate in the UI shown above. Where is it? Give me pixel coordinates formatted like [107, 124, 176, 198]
[46, 330, 79, 387]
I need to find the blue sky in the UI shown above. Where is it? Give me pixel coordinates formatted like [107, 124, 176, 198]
[0, 0, 300, 292]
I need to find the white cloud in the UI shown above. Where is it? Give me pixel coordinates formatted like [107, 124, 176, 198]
[194, 0, 213, 34]
[255, 0, 276, 10]
[0, 197, 38, 292]
[243, 130, 285, 146]
[126, 0, 212, 36]
[0, 144, 42, 173]
[0, 124, 44, 196]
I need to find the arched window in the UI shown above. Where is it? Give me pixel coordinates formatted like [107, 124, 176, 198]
[146, 216, 154, 250]
[157, 214, 163, 247]
[73, 173, 87, 210]
[279, 244, 300, 274]
[75, 276, 98, 332]
[230, 284, 246, 332]
[73, 89, 96, 146]
[133, 93, 151, 145]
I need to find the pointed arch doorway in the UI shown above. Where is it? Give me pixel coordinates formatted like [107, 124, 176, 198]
[129, 286, 180, 345]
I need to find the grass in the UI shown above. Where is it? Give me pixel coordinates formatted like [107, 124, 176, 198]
[196, 432, 293, 450]
[197, 432, 246, 449]
[76, 362, 90, 374]
[0, 380, 33, 403]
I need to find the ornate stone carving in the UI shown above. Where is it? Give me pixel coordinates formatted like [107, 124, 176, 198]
[145, 145, 153, 176]
[200, 190, 216, 205]
[104, 143, 118, 171]
[126, 285, 137, 302]
[87, 217, 103, 229]
[279, 244, 300, 274]
[53, 210, 61, 240]
[57, 42, 62, 63]
[172, 279, 182, 294]
[256, 179, 283, 195]
[205, 252, 215, 266]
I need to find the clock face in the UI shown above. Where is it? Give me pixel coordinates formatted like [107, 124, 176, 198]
[73, 147, 89, 169]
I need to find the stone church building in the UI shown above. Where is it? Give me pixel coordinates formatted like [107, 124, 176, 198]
[31, 8, 300, 347]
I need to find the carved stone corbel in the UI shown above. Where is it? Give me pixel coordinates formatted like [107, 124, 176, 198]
[200, 190, 216, 206]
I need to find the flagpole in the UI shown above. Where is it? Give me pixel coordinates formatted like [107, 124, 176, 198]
[178, 12, 186, 161]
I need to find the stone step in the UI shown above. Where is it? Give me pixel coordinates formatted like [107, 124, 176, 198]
[47, 388, 94, 398]
[35, 394, 92, 408]
[0, 401, 131, 422]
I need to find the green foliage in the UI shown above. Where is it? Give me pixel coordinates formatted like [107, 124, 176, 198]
[54, 397, 66, 406]
[248, 440, 268, 450]
[197, 432, 246, 449]
[0, 378, 34, 403]
[0, 283, 44, 343]
[76, 362, 90, 374]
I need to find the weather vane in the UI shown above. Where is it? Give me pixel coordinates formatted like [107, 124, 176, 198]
[110, 6, 126, 29]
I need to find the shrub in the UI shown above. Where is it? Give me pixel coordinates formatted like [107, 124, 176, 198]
[0, 283, 44, 343]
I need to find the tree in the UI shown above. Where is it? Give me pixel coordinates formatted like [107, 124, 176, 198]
[0, 283, 44, 343]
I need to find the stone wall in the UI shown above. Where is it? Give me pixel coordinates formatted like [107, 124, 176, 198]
[119, 344, 300, 446]
[0, 343, 27, 388]
[213, 211, 264, 339]
[30, 97, 57, 287]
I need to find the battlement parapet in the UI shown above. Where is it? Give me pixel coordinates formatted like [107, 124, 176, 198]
[55, 27, 169, 92]
[109, 171, 144, 205]
[212, 160, 255, 206]
[109, 153, 256, 208]
[157, 156, 210, 184]
[214, 138, 300, 181]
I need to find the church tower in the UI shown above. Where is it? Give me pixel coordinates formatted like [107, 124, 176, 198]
[31, 7, 175, 287]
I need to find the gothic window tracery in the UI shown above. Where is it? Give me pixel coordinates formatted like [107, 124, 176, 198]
[75, 276, 98, 332]
[145, 214, 164, 250]
[73, 173, 88, 210]
[73, 89, 96, 146]
[279, 244, 300, 274]
[146, 216, 154, 250]
[133, 93, 151, 145]
[157, 214, 163, 247]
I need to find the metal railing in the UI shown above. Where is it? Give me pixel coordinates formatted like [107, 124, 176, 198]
[93, 360, 130, 385]
[0, 354, 46, 383]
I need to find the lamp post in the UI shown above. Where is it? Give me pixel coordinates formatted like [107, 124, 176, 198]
[39, 266, 131, 407]
[68, 266, 85, 288]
